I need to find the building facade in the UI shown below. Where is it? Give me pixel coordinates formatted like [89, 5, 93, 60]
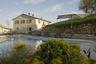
[12, 13, 51, 33]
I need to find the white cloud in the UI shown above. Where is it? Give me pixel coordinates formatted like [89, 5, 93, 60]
[46, 4, 64, 13]
[23, 0, 45, 4]
[0, 9, 3, 12]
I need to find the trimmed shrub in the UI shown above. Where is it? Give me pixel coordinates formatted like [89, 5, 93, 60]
[33, 39, 90, 64]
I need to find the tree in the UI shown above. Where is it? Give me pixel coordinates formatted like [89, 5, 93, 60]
[93, 0, 96, 13]
[79, 0, 93, 14]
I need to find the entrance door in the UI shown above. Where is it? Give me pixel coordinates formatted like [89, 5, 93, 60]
[29, 27, 32, 32]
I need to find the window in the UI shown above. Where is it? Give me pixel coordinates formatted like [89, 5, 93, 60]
[22, 20, 25, 24]
[29, 27, 32, 32]
[29, 20, 31, 23]
[17, 20, 19, 24]
[31, 19, 35, 23]
[15, 20, 19, 24]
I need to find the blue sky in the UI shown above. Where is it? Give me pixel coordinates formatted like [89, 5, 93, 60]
[0, 0, 84, 27]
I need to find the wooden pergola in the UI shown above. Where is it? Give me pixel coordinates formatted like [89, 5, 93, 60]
[57, 14, 83, 19]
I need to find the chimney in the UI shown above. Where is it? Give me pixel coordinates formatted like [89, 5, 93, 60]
[32, 14, 34, 17]
[28, 13, 30, 16]
[41, 17, 42, 19]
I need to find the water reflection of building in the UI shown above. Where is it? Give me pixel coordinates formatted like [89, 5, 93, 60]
[13, 35, 43, 50]
[12, 13, 51, 33]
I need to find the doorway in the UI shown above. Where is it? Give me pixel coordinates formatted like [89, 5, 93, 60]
[29, 27, 32, 32]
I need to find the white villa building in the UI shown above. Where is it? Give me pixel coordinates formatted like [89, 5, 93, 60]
[12, 13, 51, 33]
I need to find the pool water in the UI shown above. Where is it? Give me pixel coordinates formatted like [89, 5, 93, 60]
[0, 35, 96, 60]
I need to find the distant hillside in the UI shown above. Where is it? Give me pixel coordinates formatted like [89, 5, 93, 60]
[32, 14, 96, 38]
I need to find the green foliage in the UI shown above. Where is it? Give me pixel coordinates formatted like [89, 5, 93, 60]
[79, 0, 96, 14]
[14, 43, 26, 51]
[31, 58, 44, 64]
[35, 14, 96, 35]
[90, 59, 96, 64]
[34, 39, 90, 64]
[53, 14, 96, 27]
[0, 40, 92, 64]
[79, 0, 93, 14]
[0, 42, 33, 64]
[51, 57, 63, 64]
[6, 43, 28, 64]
